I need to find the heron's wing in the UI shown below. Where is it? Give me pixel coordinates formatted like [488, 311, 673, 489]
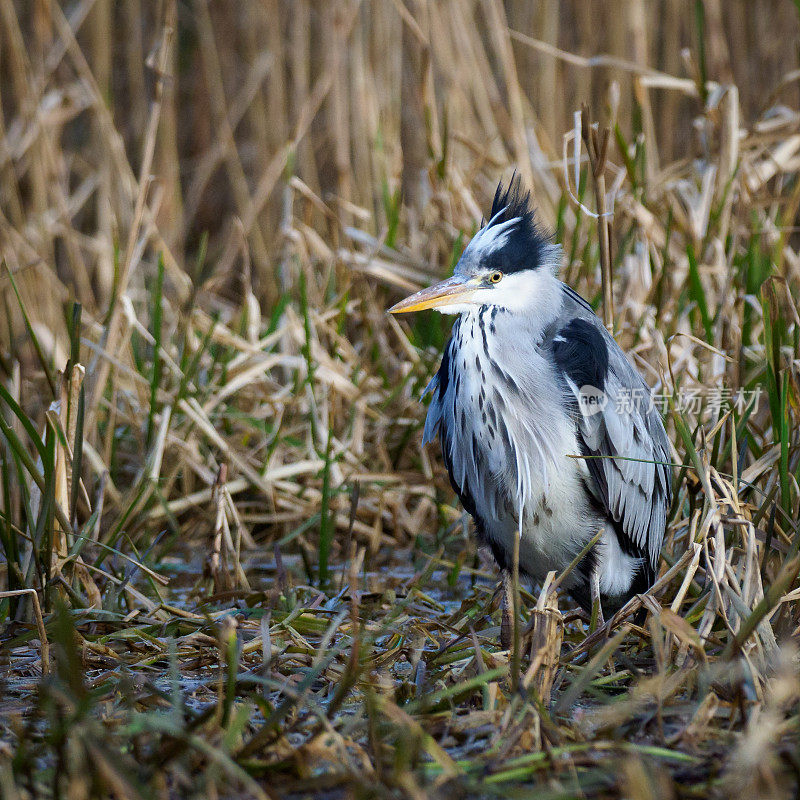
[552, 316, 672, 572]
[421, 332, 450, 447]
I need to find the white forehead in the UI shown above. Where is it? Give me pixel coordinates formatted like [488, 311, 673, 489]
[456, 215, 521, 273]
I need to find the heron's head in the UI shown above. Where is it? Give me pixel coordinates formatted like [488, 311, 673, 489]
[389, 176, 559, 316]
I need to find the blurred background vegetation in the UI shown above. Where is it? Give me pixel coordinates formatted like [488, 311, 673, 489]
[3, 1, 800, 316]
[2, 2, 800, 798]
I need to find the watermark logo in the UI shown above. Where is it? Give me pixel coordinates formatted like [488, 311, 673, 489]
[578, 384, 608, 416]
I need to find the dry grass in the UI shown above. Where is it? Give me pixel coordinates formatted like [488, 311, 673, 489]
[1, 2, 800, 798]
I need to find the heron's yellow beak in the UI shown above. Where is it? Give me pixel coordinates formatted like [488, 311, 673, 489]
[388, 275, 478, 314]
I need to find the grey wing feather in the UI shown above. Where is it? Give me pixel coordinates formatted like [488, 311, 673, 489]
[594, 369, 671, 568]
[422, 373, 441, 446]
[553, 307, 672, 572]
[422, 330, 506, 529]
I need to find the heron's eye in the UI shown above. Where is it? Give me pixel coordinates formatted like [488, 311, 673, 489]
[489, 271, 503, 284]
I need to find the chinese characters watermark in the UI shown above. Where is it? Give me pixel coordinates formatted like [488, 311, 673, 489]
[577, 385, 763, 418]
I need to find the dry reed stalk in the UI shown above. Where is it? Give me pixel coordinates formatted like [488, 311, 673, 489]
[87, 5, 175, 427]
[581, 105, 615, 330]
[522, 572, 563, 703]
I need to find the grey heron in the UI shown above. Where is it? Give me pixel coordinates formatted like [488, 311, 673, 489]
[389, 177, 672, 631]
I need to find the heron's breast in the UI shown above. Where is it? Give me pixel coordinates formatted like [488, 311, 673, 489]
[518, 454, 597, 571]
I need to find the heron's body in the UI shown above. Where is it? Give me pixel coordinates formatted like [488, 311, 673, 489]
[390, 178, 672, 614]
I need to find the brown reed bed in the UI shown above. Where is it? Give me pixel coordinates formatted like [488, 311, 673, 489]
[1, 2, 800, 798]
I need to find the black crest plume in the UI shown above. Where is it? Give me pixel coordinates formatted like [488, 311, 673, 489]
[484, 173, 547, 274]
